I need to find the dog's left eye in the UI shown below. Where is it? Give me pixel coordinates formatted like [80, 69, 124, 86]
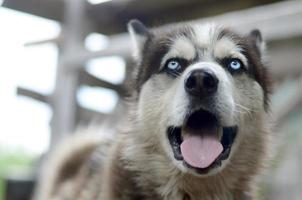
[228, 59, 243, 72]
[164, 58, 187, 76]
[167, 59, 181, 70]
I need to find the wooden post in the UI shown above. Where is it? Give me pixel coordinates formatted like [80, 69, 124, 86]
[50, 0, 91, 147]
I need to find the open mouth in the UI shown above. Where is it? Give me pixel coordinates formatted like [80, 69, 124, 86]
[167, 109, 237, 173]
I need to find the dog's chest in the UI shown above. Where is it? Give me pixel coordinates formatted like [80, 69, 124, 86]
[161, 191, 234, 200]
[156, 178, 235, 200]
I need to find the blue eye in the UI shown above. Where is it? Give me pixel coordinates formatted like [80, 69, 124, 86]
[164, 58, 188, 76]
[167, 60, 180, 70]
[228, 59, 242, 71]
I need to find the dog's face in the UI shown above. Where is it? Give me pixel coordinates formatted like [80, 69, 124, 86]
[128, 20, 270, 176]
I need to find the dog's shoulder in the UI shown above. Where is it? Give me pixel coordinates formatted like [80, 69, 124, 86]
[33, 128, 113, 200]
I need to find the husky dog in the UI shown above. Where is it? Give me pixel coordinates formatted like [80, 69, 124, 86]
[34, 20, 272, 200]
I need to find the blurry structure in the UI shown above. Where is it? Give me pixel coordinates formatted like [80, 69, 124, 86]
[2, 0, 302, 199]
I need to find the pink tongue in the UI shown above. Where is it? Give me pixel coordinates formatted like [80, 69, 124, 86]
[180, 135, 223, 169]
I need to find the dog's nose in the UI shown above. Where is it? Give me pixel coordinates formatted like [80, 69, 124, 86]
[184, 69, 219, 96]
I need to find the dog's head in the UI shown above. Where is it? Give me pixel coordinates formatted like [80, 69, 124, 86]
[128, 20, 270, 176]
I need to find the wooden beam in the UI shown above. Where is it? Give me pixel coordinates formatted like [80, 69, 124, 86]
[3, 0, 279, 35]
[24, 36, 61, 47]
[2, 0, 64, 21]
[17, 87, 50, 104]
[3, 0, 302, 38]
[79, 70, 125, 95]
[75, 33, 130, 65]
[191, 0, 302, 41]
[89, 0, 277, 34]
[50, 0, 90, 146]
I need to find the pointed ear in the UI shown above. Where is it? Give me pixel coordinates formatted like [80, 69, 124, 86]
[127, 19, 151, 60]
[247, 29, 266, 56]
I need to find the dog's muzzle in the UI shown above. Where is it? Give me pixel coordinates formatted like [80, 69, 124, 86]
[166, 67, 237, 174]
[167, 109, 238, 174]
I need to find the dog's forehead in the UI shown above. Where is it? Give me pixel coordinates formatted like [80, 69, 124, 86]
[191, 23, 220, 47]
[158, 24, 247, 65]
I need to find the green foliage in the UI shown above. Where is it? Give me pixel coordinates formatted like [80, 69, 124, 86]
[0, 149, 36, 200]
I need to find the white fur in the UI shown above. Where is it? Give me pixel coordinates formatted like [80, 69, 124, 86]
[192, 23, 218, 48]
[161, 37, 196, 67]
[214, 37, 248, 66]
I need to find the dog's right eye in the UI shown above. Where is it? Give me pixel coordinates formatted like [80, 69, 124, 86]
[167, 60, 180, 70]
[164, 58, 187, 76]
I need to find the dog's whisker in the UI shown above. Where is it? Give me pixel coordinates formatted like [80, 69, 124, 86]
[233, 109, 245, 114]
[234, 103, 251, 112]
[234, 105, 253, 119]
[234, 103, 253, 115]
[234, 107, 251, 116]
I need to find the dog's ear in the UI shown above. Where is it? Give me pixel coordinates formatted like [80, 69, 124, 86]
[247, 29, 266, 56]
[128, 19, 152, 60]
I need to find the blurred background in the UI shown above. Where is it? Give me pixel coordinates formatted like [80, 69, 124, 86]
[0, 0, 302, 199]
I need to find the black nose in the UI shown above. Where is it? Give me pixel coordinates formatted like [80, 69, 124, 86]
[184, 69, 219, 96]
